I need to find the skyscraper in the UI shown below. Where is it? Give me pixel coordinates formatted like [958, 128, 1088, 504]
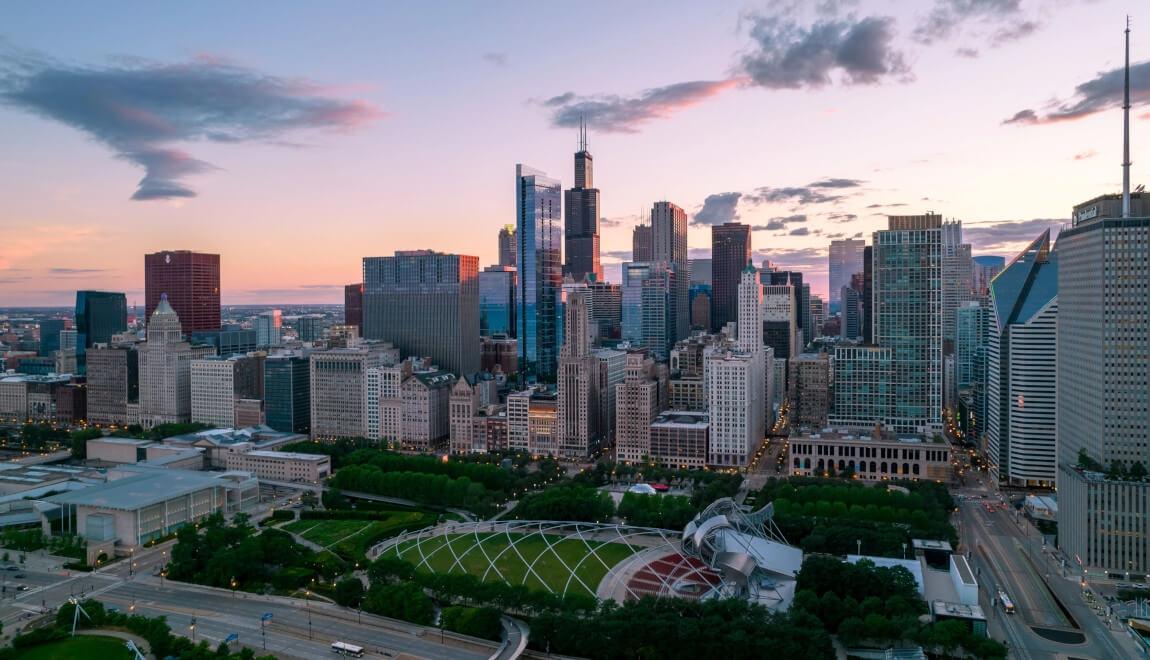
[828, 238, 866, 307]
[985, 231, 1057, 488]
[362, 250, 480, 375]
[621, 261, 675, 360]
[191, 354, 264, 428]
[37, 319, 65, 357]
[557, 290, 600, 458]
[255, 309, 282, 348]
[144, 250, 220, 332]
[138, 295, 194, 428]
[862, 246, 874, 344]
[632, 224, 652, 262]
[516, 164, 563, 382]
[75, 291, 128, 375]
[954, 299, 988, 442]
[309, 346, 387, 440]
[498, 225, 517, 268]
[706, 264, 767, 468]
[972, 255, 1006, 298]
[650, 201, 689, 342]
[564, 123, 602, 282]
[344, 283, 363, 330]
[264, 353, 310, 434]
[711, 222, 751, 332]
[763, 270, 808, 349]
[941, 221, 973, 351]
[479, 265, 517, 337]
[872, 214, 943, 434]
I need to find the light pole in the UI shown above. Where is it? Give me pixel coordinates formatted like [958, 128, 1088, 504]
[305, 590, 313, 640]
[189, 617, 197, 643]
[231, 577, 237, 598]
[856, 539, 862, 556]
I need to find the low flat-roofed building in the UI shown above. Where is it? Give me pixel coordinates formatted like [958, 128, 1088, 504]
[161, 426, 306, 469]
[87, 437, 155, 464]
[649, 411, 708, 469]
[789, 430, 953, 482]
[44, 467, 258, 556]
[223, 446, 330, 483]
[0, 463, 104, 496]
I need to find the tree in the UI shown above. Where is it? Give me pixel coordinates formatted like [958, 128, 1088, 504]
[1130, 461, 1148, 481]
[334, 576, 365, 607]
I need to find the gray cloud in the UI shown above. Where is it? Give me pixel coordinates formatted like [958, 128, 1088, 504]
[827, 213, 858, 222]
[991, 20, 1039, 47]
[48, 267, 109, 275]
[963, 218, 1064, 251]
[809, 177, 864, 188]
[755, 220, 787, 231]
[748, 186, 843, 205]
[482, 52, 508, 66]
[692, 192, 743, 226]
[1073, 149, 1097, 161]
[913, 0, 1023, 45]
[741, 14, 909, 89]
[1004, 61, 1150, 125]
[789, 227, 811, 236]
[0, 49, 381, 200]
[752, 247, 825, 271]
[546, 79, 737, 133]
[955, 47, 980, 58]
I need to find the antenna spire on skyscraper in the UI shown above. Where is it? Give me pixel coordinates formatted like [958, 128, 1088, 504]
[578, 115, 587, 152]
[1122, 15, 1132, 218]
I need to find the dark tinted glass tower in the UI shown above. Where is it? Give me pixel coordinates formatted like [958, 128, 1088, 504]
[363, 251, 480, 375]
[710, 222, 750, 332]
[75, 290, 127, 375]
[516, 164, 562, 382]
[265, 355, 310, 433]
[38, 319, 65, 357]
[564, 123, 602, 283]
[479, 265, 516, 336]
[344, 283, 363, 329]
[144, 251, 220, 331]
[651, 201, 688, 343]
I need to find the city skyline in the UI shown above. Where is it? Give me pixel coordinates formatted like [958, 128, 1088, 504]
[2, 2, 1147, 306]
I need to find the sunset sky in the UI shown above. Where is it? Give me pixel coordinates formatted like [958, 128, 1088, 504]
[2, 1, 1148, 306]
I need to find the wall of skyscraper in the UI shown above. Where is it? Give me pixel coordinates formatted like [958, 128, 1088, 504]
[144, 250, 220, 332]
[516, 164, 562, 382]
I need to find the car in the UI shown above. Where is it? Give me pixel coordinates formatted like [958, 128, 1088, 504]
[16, 585, 28, 591]
[2, 566, 17, 572]
[13, 573, 25, 579]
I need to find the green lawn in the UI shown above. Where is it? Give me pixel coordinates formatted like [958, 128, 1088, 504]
[382, 532, 639, 597]
[13, 635, 134, 659]
[282, 510, 436, 560]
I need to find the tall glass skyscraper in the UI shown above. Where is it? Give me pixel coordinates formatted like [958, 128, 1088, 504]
[265, 354, 310, 433]
[651, 201, 688, 343]
[75, 290, 127, 375]
[516, 164, 562, 382]
[479, 265, 516, 337]
[711, 223, 750, 332]
[621, 261, 675, 360]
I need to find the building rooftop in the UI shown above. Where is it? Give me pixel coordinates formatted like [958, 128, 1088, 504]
[47, 469, 231, 511]
[94, 437, 155, 447]
[651, 411, 709, 428]
[243, 450, 329, 462]
[931, 601, 986, 621]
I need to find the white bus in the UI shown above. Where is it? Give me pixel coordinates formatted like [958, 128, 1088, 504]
[997, 590, 1015, 614]
[331, 641, 365, 657]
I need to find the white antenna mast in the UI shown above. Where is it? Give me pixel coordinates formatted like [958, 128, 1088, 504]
[1123, 15, 1132, 218]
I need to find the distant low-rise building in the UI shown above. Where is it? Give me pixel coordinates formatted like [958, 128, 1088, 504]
[789, 430, 952, 482]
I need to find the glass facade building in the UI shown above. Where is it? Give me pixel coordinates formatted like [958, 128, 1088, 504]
[621, 261, 675, 360]
[74, 290, 127, 375]
[479, 266, 516, 337]
[265, 354, 310, 434]
[516, 164, 562, 382]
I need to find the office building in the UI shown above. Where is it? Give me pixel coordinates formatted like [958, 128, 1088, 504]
[564, 124, 602, 282]
[762, 283, 798, 361]
[972, 256, 1006, 298]
[763, 270, 809, 350]
[507, 386, 559, 455]
[75, 291, 128, 375]
[942, 221, 973, 349]
[985, 231, 1057, 488]
[479, 265, 517, 337]
[449, 373, 499, 454]
[828, 238, 866, 307]
[264, 354, 310, 434]
[587, 280, 622, 341]
[689, 259, 712, 285]
[790, 353, 830, 430]
[516, 164, 563, 382]
[841, 284, 862, 341]
[255, 309, 282, 348]
[706, 265, 767, 468]
[191, 354, 264, 429]
[344, 283, 363, 329]
[621, 261, 675, 360]
[309, 346, 386, 440]
[498, 225, 517, 268]
[615, 351, 666, 463]
[480, 335, 517, 376]
[1057, 184, 1150, 574]
[862, 245, 874, 344]
[144, 250, 220, 332]
[38, 319, 65, 357]
[632, 224, 652, 262]
[87, 343, 139, 425]
[712, 223, 751, 332]
[689, 284, 711, 331]
[594, 348, 626, 444]
[363, 250, 480, 375]
[137, 296, 194, 428]
[830, 345, 893, 429]
[190, 326, 256, 356]
[955, 300, 988, 442]
[649, 411, 709, 469]
[295, 316, 324, 343]
[650, 201, 689, 342]
[400, 369, 456, 451]
[557, 290, 600, 459]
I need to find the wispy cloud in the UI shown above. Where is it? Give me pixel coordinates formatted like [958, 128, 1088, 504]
[545, 79, 738, 133]
[964, 218, 1064, 252]
[913, 0, 1026, 45]
[0, 47, 382, 200]
[1004, 60, 1150, 125]
[48, 267, 109, 275]
[1073, 149, 1097, 161]
[790, 227, 811, 236]
[691, 192, 742, 226]
[741, 14, 909, 89]
[481, 52, 508, 67]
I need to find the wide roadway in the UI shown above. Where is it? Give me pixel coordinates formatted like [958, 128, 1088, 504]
[0, 549, 489, 659]
[955, 478, 1138, 659]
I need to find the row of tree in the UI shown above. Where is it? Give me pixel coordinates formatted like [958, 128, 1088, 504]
[341, 449, 512, 490]
[616, 492, 697, 529]
[330, 464, 491, 510]
[511, 486, 614, 523]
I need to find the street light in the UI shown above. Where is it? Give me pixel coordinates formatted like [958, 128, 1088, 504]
[305, 590, 313, 640]
[189, 617, 197, 642]
[856, 539, 862, 556]
[231, 577, 237, 598]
